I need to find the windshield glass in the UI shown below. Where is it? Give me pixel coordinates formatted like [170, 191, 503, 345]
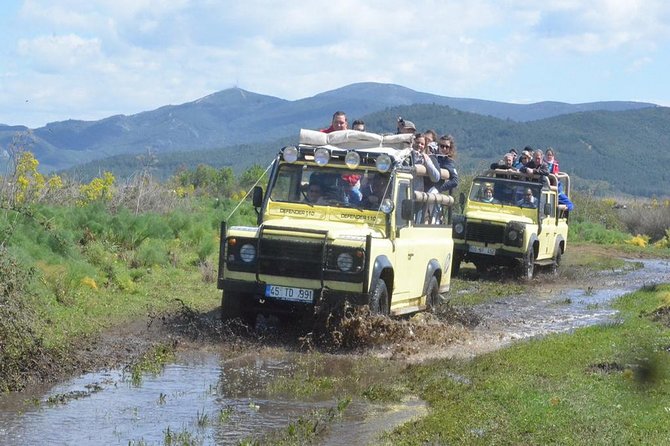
[470, 178, 541, 208]
[269, 163, 391, 210]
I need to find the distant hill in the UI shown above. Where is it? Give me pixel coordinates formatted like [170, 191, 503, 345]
[63, 103, 670, 198]
[0, 82, 655, 173]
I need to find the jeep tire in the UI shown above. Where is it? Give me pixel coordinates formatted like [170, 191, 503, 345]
[550, 249, 562, 275]
[222, 292, 256, 327]
[221, 291, 242, 320]
[369, 279, 389, 316]
[451, 253, 462, 277]
[426, 275, 440, 312]
[518, 246, 535, 281]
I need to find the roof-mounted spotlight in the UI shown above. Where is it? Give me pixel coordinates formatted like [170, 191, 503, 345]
[283, 146, 298, 163]
[314, 148, 330, 166]
[345, 151, 361, 169]
[376, 154, 392, 172]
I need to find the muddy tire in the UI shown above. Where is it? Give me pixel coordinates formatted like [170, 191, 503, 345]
[369, 279, 389, 316]
[221, 291, 242, 321]
[550, 250, 562, 275]
[475, 262, 489, 276]
[451, 255, 462, 277]
[426, 275, 440, 312]
[518, 246, 535, 281]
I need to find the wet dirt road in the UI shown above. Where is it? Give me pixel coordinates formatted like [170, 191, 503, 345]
[0, 258, 668, 445]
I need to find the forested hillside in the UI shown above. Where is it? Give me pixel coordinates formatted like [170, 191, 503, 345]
[62, 104, 670, 198]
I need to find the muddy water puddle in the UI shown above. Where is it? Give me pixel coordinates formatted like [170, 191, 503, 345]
[0, 259, 667, 445]
[0, 350, 421, 445]
[455, 259, 670, 358]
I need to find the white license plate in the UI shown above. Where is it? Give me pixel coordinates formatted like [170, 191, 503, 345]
[265, 285, 314, 303]
[469, 245, 495, 256]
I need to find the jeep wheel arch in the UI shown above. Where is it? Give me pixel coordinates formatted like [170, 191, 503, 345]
[422, 259, 442, 297]
[369, 255, 393, 295]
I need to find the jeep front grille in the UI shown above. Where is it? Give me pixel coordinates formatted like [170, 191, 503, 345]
[259, 238, 324, 279]
[466, 222, 505, 244]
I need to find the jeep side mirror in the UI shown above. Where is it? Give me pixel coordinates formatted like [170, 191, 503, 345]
[459, 192, 466, 211]
[252, 186, 263, 208]
[401, 199, 414, 221]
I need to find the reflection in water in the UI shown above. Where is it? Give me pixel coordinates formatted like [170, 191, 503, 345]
[0, 352, 419, 445]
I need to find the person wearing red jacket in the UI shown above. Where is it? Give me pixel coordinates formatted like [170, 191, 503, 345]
[320, 111, 347, 133]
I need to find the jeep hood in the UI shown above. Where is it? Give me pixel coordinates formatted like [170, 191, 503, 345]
[465, 209, 535, 225]
[233, 219, 384, 240]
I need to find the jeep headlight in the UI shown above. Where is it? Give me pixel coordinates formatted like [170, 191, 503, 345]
[337, 252, 354, 271]
[380, 198, 394, 214]
[239, 243, 257, 263]
[505, 222, 525, 247]
[453, 215, 466, 239]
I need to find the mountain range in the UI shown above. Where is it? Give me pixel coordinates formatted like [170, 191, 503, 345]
[0, 82, 666, 197]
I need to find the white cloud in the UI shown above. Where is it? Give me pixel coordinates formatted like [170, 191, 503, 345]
[17, 34, 103, 72]
[2, 0, 670, 127]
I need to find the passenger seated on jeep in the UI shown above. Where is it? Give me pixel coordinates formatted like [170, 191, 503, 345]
[361, 174, 389, 208]
[480, 184, 500, 204]
[305, 182, 325, 204]
[516, 188, 538, 208]
[340, 174, 363, 205]
[490, 152, 517, 171]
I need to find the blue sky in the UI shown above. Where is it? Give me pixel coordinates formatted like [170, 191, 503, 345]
[1, 0, 669, 128]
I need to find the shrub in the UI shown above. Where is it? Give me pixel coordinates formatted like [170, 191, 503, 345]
[570, 221, 631, 245]
[618, 204, 670, 243]
[135, 238, 169, 267]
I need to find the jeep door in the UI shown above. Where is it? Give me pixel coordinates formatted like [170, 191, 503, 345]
[389, 180, 413, 306]
[538, 191, 557, 259]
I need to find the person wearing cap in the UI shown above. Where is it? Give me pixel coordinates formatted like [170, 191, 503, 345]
[339, 173, 362, 204]
[514, 150, 533, 169]
[397, 117, 416, 134]
[321, 111, 348, 133]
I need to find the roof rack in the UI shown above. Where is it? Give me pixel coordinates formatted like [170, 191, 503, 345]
[483, 169, 571, 195]
[299, 129, 412, 151]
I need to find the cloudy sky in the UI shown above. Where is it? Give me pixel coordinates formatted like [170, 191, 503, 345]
[1, 0, 669, 128]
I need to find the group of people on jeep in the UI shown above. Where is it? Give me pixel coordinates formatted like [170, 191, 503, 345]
[317, 111, 575, 215]
[487, 146, 574, 210]
[317, 111, 460, 220]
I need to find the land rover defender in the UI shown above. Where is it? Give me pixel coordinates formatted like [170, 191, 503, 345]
[217, 129, 456, 323]
[452, 169, 570, 279]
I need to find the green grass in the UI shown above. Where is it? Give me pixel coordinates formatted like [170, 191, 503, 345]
[380, 284, 670, 445]
[0, 198, 253, 390]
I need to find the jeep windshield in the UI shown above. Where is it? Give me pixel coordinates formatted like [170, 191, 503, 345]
[469, 178, 541, 208]
[269, 163, 391, 211]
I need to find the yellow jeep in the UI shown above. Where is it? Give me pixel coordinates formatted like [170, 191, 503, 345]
[217, 129, 455, 323]
[452, 169, 570, 279]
